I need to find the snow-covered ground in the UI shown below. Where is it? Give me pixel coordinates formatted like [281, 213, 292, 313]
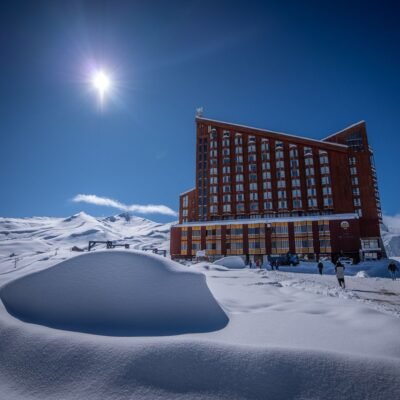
[0, 213, 400, 399]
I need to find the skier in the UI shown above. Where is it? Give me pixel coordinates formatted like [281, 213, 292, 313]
[388, 260, 399, 281]
[317, 261, 324, 275]
[335, 260, 345, 288]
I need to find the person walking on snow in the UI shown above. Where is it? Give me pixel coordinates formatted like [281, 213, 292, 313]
[388, 260, 399, 280]
[317, 261, 324, 275]
[335, 261, 346, 288]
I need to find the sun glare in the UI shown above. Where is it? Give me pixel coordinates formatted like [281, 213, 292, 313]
[91, 70, 112, 102]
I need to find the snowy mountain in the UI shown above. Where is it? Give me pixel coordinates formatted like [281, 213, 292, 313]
[381, 215, 400, 257]
[0, 212, 173, 265]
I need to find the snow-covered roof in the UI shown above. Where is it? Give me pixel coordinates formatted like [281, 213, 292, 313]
[196, 117, 349, 149]
[179, 188, 196, 196]
[174, 213, 358, 227]
[322, 121, 365, 141]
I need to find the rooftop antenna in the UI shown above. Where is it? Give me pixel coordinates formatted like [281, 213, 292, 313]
[196, 107, 204, 118]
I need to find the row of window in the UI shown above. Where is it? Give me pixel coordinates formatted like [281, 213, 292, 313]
[207, 196, 334, 213]
[183, 238, 331, 252]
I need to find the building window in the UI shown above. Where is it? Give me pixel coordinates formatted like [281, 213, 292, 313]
[321, 176, 331, 185]
[304, 147, 312, 156]
[308, 198, 317, 207]
[236, 183, 244, 192]
[276, 160, 285, 169]
[262, 162, 271, 170]
[235, 146, 243, 154]
[289, 147, 298, 158]
[236, 193, 245, 202]
[349, 157, 356, 165]
[248, 144, 256, 153]
[250, 202, 259, 211]
[264, 201, 273, 210]
[249, 154, 257, 163]
[307, 188, 317, 196]
[223, 204, 231, 212]
[261, 153, 270, 161]
[320, 155, 329, 164]
[292, 179, 301, 187]
[249, 182, 258, 191]
[278, 190, 287, 199]
[263, 171, 272, 180]
[209, 158, 218, 166]
[322, 186, 332, 195]
[351, 176, 359, 185]
[237, 203, 245, 212]
[236, 174, 244, 182]
[277, 180, 286, 188]
[276, 170, 285, 179]
[293, 199, 302, 208]
[249, 192, 258, 201]
[264, 191, 272, 199]
[223, 185, 231, 193]
[210, 186, 218, 194]
[222, 166, 230, 174]
[350, 167, 357, 175]
[261, 141, 269, 151]
[292, 189, 301, 197]
[323, 197, 333, 207]
[235, 135, 242, 145]
[320, 166, 330, 174]
[305, 167, 315, 176]
[210, 168, 218, 175]
[235, 155, 243, 163]
[223, 194, 231, 203]
[278, 200, 288, 209]
[305, 157, 314, 166]
[263, 181, 272, 189]
[210, 205, 218, 213]
[249, 173, 257, 181]
[306, 178, 316, 186]
[354, 198, 361, 207]
[275, 150, 284, 159]
[223, 175, 231, 183]
[249, 164, 257, 172]
[352, 187, 360, 196]
[291, 169, 300, 178]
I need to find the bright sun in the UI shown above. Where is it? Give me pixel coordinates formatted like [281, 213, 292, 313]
[91, 70, 112, 100]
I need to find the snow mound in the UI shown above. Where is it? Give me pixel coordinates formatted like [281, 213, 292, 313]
[0, 251, 228, 336]
[355, 271, 369, 278]
[213, 256, 245, 269]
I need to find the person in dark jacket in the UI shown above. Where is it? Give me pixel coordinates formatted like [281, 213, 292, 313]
[388, 260, 399, 280]
[317, 261, 324, 275]
[335, 261, 345, 288]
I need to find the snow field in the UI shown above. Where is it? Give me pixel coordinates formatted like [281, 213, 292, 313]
[0, 251, 228, 336]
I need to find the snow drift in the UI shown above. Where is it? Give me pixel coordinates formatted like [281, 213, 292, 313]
[213, 256, 245, 269]
[0, 251, 228, 336]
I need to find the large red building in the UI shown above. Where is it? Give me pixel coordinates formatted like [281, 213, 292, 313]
[170, 115, 384, 263]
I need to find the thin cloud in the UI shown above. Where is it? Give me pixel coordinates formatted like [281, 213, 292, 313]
[72, 194, 177, 217]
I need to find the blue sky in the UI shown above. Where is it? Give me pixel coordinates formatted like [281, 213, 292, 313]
[0, 0, 399, 222]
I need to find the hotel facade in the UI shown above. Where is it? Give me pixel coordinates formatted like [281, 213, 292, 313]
[170, 115, 384, 263]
